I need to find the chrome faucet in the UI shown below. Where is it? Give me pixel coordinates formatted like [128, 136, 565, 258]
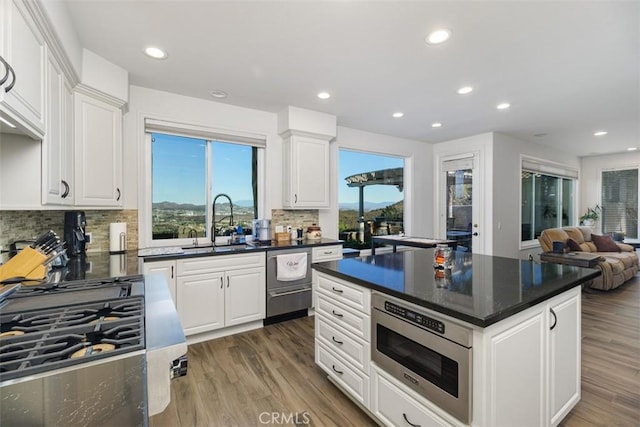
[212, 193, 234, 246]
[188, 228, 199, 247]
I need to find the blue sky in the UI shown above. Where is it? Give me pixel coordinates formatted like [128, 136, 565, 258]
[152, 134, 254, 205]
[338, 149, 404, 204]
[152, 133, 404, 205]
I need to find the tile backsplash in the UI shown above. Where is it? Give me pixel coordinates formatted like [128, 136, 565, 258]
[271, 209, 319, 236]
[0, 210, 138, 252]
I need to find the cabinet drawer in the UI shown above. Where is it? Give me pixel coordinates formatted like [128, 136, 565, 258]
[372, 367, 448, 427]
[178, 252, 265, 275]
[316, 313, 369, 373]
[316, 273, 370, 314]
[316, 342, 369, 407]
[312, 245, 343, 262]
[316, 293, 370, 341]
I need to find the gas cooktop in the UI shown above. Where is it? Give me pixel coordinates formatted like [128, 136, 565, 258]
[0, 275, 145, 382]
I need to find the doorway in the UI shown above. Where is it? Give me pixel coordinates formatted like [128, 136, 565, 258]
[443, 157, 478, 252]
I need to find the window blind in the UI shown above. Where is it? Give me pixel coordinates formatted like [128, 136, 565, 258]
[144, 118, 267, 147]
[601, 168, 639, 238]
[521, 159, 578, 179]
[443, 157, 474, 172]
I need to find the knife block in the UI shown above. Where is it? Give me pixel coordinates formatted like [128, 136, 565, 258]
[0, 247, 48, 282]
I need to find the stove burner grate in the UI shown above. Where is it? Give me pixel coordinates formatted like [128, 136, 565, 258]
[0, 297, 144, 381]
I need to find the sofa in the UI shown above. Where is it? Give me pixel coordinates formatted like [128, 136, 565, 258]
[538, 226, 639, 290]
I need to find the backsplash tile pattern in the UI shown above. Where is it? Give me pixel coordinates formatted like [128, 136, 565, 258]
[0, 210, 138, 252]
[271, 209, 319, 237]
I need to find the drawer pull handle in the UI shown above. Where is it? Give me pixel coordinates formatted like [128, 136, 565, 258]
[331, 310, 343, 318]
[402, 413, 421, 427]
[331, 365, 343, 375]
[324, 251, 333, 254]
[331, 336, 343, 345]
[332, 287, 343, 293]
[220, 277, 224, 289]
[550, 307, 557, 330]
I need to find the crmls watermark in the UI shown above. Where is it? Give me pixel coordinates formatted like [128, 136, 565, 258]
[258, 411, 311, 425]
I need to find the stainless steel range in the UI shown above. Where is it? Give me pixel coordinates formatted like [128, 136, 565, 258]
[0, 274, 186, 426]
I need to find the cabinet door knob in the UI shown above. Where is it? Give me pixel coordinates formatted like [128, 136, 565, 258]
[61, 180, 70, 198]
[550, 307, 557, 330]
[402, 413, 421, 427]
[0, 55, 9, 86]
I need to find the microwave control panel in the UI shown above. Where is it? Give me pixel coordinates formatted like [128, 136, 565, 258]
[384, 301, 445, 334]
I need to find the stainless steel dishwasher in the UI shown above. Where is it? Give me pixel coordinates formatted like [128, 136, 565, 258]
[265, 247, 313, 324]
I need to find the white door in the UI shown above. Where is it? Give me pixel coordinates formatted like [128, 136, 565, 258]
[442, 156, 481, 253]
[225, 267, 265, 326]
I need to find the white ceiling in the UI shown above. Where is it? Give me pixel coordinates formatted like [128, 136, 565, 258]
[63, 0, 639, 157]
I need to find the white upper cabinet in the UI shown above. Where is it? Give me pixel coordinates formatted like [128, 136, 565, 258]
[282, 132, 331, 209]
[278, 106, 336, 210]
[42, 50, 73, 205]
[73, 91, 123, 207]
[0, 0, 46, 138]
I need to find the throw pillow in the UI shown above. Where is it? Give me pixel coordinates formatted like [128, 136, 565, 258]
[591, 234, 621, 252]
[566, 238, 582, 252]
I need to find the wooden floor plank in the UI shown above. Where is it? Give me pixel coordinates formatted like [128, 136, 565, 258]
[151, 274, 640, 427]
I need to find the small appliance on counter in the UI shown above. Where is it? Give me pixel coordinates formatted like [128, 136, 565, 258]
[64, 211, 87, 257]
[252, 219, 272, 244]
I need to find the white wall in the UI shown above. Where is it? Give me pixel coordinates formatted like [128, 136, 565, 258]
[320, 126, 433, 239]
[492, 133, 579, 258]
[125, 86, 432, 244]
[580, 151, 640, 234]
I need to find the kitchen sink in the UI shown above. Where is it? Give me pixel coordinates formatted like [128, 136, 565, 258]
[180, 244, 250, 254]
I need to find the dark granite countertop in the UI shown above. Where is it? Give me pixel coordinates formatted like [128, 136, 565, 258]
[312, 249, 600, 327]
[137, 238, 342, 261]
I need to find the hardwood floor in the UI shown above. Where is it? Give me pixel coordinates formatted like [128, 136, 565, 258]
[151, 274, 640, 427]
[560, 273, 640, 427]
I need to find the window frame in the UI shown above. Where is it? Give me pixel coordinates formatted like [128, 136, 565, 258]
[140, 119, 267, 248]
[520, 156, 578, 249]
[337, 147, 407, 244]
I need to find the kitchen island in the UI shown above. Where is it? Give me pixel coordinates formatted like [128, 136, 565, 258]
[312, 249, 600, 427]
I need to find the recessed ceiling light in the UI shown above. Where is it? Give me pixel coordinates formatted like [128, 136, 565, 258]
[431, 122, 442, 128]
[144, 46, 167, 59]
[392, 112, 404, 118]
[426, 29, 451, 45]
[457, 86, 473, 95]
[496, 102, 511, 110]
[317, 92, 331, 100]
[627, 147, 637, 151]
[593, 131, 608, 136]
[210, 90, 228, 99]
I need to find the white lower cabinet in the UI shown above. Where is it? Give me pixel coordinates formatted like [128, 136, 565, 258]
[142, 259, 177, 305]
[143, 253, 265, 337]
[177, 271, 225, 335]
[314, 272, 371, 407]
[478, 286, 581, 427]
[313, 271, 582, 427]
[372, 366, 449, 427]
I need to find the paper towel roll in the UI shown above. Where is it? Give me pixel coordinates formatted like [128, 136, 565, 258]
[109, 222, 127, 253]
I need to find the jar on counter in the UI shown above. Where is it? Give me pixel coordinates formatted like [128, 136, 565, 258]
[306, 224, 322, 240]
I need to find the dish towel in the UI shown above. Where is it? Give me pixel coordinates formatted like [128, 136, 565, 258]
[276, 253, 308, 281]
